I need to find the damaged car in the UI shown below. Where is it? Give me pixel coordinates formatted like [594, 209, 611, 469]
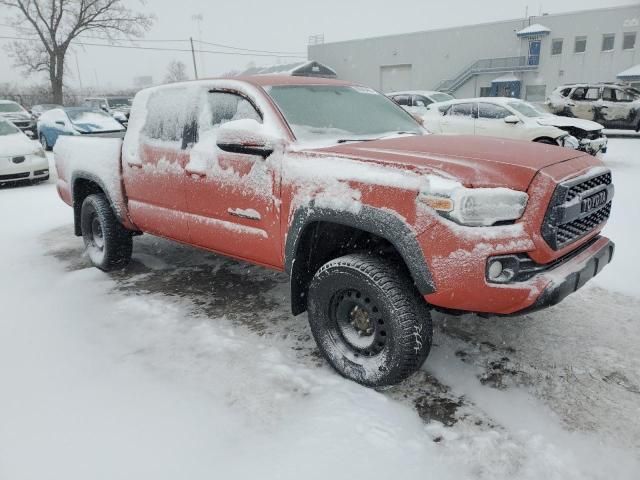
[423, 97, 607, 155]
[546, 83, 640, 131]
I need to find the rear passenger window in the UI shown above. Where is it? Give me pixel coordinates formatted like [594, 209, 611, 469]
[478, 103, 510, 119]
[449, 103, 475, 117]
[391, 95, 410, 106]
[560, 88, 572, 97]
[207, 92, 262, 128]
[142, 88, 200, 143]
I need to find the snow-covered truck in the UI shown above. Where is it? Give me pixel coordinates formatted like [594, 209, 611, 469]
[54, 76, 615, 386]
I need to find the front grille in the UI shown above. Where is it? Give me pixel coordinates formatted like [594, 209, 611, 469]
[0, 172, 30, 181]
[34, 169, 49, 176]
[542, 170, 613, 250]
[566, 172, 611, 201]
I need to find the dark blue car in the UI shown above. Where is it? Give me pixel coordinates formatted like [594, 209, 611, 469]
[37, 107, 125, 150]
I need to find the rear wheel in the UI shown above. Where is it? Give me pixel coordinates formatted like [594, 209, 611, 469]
[307, 254, 432, 387]
[80, 194, 132, 271]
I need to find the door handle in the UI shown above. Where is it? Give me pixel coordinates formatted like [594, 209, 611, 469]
[128, 162, 142, 169]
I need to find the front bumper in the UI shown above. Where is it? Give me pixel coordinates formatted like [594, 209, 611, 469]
[511, 237, 614, 315]
[0, 155, 49, 183]
[579, 136, 608, 155]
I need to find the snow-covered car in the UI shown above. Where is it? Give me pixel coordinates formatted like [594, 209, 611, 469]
[424, 97, 607, 155]
[84, 97, 132, 127]
[546, 83, 640, 131]
[387, 90, 455, 117]
[0, 118, 49, 184]
[30, 103, 63, 120]
[0, 99, 36, 137]
[37, 107, 126, 150]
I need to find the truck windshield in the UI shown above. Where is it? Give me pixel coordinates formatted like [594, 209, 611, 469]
[266, 85, 423, 143]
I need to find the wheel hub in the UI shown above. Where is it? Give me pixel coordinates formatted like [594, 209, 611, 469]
[331, 289, 387, 356]
[91, 216, 104, 250]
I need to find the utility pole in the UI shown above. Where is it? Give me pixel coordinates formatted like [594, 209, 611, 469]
[190, 37, 199, 80]
[74, 51, 83, 92]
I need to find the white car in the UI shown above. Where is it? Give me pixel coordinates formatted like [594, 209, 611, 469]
[387, 90, 455, 117]
[423, 97, 607, 155]
[0, 118, 49, 184]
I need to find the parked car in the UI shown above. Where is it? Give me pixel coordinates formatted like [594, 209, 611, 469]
[54, 76, 614, 387]
[547, 83, 640, 131]
[30, 103, 63, 120]
[83, 96, 132, 127]
[38, 107, 126, 150]
[0, 100, 36, 137]
[423, 97, 607, 155]
[388, 90, 455, 117]
[0, 118, 49, 184]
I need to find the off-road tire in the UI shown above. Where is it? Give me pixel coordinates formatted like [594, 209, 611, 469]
[80, 194, 132, 271]
[307, 253, 432, 387]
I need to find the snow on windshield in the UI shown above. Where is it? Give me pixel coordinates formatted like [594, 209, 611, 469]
[0, 119, 20, 136]
[266, 85, 423, 143]
[67, 110, 124, 130]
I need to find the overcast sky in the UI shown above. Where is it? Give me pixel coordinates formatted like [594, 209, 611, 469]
[0, 0, 634, 91]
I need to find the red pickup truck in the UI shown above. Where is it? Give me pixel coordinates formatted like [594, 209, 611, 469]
[54, 76, 614, 386]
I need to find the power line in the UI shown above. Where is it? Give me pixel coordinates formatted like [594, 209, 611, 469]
[0, 35, 306, 58]
[0, 23, 305, 55]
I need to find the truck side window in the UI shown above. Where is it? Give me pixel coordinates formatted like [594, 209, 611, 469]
[142, 88, 199, 143]
[207, 92, 261, 128]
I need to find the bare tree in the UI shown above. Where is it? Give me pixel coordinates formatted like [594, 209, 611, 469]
[164, 60, 188, 84]
[0, 1, 154, 103]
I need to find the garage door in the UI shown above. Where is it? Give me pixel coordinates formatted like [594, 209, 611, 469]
[380, 64, 412, 92]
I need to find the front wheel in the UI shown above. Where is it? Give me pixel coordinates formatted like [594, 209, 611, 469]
[307, 254, 432, 387]
[80, 194, 132, 271]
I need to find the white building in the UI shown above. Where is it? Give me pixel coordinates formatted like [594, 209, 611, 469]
[308, 4, 640, 100]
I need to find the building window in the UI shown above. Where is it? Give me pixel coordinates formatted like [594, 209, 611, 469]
[623, 32, 637, 50]
[574, 36, 587, 53]
[479, 87, 491, 97]
[602, 34, 615, 52]
[551, 38, 563, 55]
[525, 85, 547, 102]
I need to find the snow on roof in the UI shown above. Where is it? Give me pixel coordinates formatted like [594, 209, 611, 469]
[617, 64, 640, 79]
[491, 73, 520, 83]
[516, 23, 551, 36]
[235, 60, 337, 78]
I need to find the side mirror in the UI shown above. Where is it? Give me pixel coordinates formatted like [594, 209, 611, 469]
[504, 115, 520, 124]
[216, 119, 276, 159]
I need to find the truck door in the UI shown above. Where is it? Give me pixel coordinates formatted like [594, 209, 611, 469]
[121, 88, 191, 243]
[183, 90, 282, 268]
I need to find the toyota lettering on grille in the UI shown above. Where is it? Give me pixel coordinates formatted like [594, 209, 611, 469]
[581, 190, 607, 214]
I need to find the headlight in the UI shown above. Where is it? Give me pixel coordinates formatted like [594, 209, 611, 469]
[419, 177, 528, 226]
[559, 135, 579, 149]
[33, 148, 46, 158]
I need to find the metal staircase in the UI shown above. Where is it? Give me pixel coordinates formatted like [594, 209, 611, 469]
[434, 56, 538, 93]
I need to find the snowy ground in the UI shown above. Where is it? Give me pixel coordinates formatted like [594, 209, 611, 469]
[1, 140, 639, 479]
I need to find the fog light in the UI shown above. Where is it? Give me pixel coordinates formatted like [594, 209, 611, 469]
[488, 260, 503, 280]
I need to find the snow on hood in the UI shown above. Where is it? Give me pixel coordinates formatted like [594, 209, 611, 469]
[306, 134, 586, 191]
[0, 131, 40, 156]
[536, 115, 603, 132]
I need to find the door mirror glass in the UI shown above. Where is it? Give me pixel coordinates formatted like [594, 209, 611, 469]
[504, 115, 520, 124]
[216, 119, 277, 158]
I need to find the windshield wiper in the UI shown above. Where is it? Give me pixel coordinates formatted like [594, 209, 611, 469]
[336, 138, 377, 143]
[376, 131, 420, 140]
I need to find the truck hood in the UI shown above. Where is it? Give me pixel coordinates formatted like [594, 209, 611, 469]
[305, 134, 586, 191]
[536, 115, 603, 132]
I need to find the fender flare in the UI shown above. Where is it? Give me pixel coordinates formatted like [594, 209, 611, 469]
[285, 204, 436, 314]
[70, 171, 126, 236]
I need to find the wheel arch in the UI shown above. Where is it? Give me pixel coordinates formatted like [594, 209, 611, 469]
[285, 205, 436, 316]
[71, 172, 120, 236]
